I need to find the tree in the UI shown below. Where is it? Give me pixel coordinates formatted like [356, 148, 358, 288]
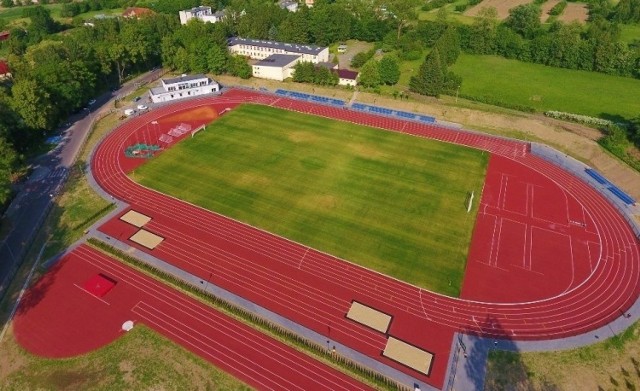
[11, 78, 55, 130]
[410, 48, 444, 97]
[467, 7, 497, 54]
[277, 10, 310, 43]
[293, 61, 315, 83]
[207, 45, 229, 74]
[383, 0, 421, 40]
[0, 137, 17, 205]
[378, 55, 400, 85]
[229, 55, 251, 79]
[434, 26, 460, 66]
[505, 4, 541, 39]
[1, 0, 13, 7]
[358, 58, 381, 88]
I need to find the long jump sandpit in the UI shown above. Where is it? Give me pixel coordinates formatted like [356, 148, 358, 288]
[120, 210, 152, 227]
[383, 337, 434, 375]
[346, 301, 392, 333]
[129, 229, 164, 250]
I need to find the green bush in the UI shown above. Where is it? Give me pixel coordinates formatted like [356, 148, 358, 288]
[458, 93, 536, 112]
[548, 1, 567, 16]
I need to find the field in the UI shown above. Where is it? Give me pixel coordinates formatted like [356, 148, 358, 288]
[485, 321, 640, 391]
[464, 0, 533, 19]
[450, 54, 640, 119]
[133, 104, 488, 296]
[557, 2, 589, 24]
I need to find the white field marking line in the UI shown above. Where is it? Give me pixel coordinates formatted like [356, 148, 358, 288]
[486, 214, 499, 267]
[492, 218, 504, 268]
[130, 304, 288, 391]
[298, 247, 309, 269]
[529, 184, 571, 227]
[586, 240, 596, 272]
[73, 283, 111, 305]
[494, 216, 528, 270]
[100, 96, 636, 324]
[562, 235, 576, 293]
[523, 223, 530, 271]
[82, 248, 379, 373]
[132, 301, 364, 391]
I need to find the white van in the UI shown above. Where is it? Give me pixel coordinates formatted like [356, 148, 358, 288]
[124, 109, 135, 116]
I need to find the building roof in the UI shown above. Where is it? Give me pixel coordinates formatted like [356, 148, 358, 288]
[335, 69, 358, 80]
[228, 37, 326, 56]
[187, 6, 212, 14]
[0, 60, 10, 75]
[163, 74, 209, 85]
[122, 7, 154, 18]
[254, 54, 300, 68]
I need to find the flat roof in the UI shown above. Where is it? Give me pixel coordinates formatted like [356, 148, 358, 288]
[254, 54, 300, 68]
[229, 37, 326, 56]
[163, 74, 209, 85]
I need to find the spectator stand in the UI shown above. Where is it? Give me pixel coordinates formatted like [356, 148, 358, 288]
[350, 102, 436, 125]
[274, 89, 345, 107]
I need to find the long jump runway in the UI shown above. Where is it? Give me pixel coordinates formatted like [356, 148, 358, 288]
[15, 89, 640, 389]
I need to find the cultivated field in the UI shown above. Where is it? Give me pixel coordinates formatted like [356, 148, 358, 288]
[450, 54, 640, 119]
[133, 104, 488, 296]
[464, 0, 533, 20]
[558, 2, 589, 24]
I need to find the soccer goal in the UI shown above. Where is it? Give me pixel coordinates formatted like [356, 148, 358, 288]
[191, 124, 206, 138]
[466, 191, 475, 213]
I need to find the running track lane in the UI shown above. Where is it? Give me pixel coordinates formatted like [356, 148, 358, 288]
[13, 245, 373, 391]
[90, 89, 640, 385]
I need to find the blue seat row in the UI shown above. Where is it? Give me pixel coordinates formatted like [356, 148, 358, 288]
[396, 111, 416, 119]
[608, 186, 636, 205]
[274, 89, 345, 107]
[585, 168, 609, 185]
[419, 115, 435, 123]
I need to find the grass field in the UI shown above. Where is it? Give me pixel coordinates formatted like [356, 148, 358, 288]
[450, 54, 640, 120]
[0, 325, 250, 390]
[133, 104, 488, 296]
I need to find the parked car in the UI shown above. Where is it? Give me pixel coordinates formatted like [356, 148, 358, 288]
[124, 109, 135, 116]
[88, 99, 96, 105]
[137, 104, 148, 110]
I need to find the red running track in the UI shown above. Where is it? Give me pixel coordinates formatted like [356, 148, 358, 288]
[33, 88, 639, 389]
[13, 245, 373, 391]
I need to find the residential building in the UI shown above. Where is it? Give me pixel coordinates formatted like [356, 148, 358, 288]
[252, 54, 300, 81]
[0, 60, 11, 79]
[149, 74, 220, 103]
[179, 6, 226, 25]
[228, 37, 329, 64]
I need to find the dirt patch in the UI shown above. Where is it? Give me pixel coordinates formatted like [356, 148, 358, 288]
[235, 173, 271, 188]
[347, 142, 386, 159]
[288, 131, 318, 143]
[0, 326, 28, 379]
[558, 2, 589, 24]
[465, 0, 534, 20]
[540, 0, 561, 22]
[300, 194, 339, 210]
[336, 40, 374, 69]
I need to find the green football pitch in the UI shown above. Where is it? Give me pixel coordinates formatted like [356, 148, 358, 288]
[133, 104, 489, 296]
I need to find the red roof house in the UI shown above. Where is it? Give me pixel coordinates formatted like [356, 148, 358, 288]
[0, 60, 11, 78]
[122, 7, 154, 19]
[0, 31, 10, 42]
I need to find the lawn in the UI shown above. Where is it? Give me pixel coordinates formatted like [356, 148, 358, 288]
[450, 54, 640, 120]
[133, 104, 488, 296]
[620, 23, 640, 44]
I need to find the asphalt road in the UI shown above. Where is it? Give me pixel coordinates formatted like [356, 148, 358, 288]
[0, 69, 164, 299]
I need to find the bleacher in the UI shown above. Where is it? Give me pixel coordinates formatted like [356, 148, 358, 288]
[273, 89, 345, 107]
[585, 168, 636, 205]
[350, 102, 436, 124]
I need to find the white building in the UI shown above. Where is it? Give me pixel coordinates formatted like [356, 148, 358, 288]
[252, 54, 301, 81]
[228, 37, 329, 64]
[149, 74, 220, 103]
[278, 0, 299, 12]
[179, 6, 226, 25]
[335, 69, 358, 87]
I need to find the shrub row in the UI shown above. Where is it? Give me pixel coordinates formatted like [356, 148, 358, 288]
[548, 1, 568, 16]
[421, 0, 456, 12]
[544, 111, 614, 127]
[87, 238, 409, 391]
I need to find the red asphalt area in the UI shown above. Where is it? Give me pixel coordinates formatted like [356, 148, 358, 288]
[461, 154, 600, 303]
[13, 244, 373, 391]
[15, 89, 640, 390]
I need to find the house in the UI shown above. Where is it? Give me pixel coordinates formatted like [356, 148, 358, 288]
[252, 54, 300, 81]
[0, 31, 9, 42]
[149, 74, 220, 103]
[228, 37, 329, 64]
[122, 7, 154, 19]
[334, 69, 358, 87]
[278, 0, 299, 12]
[0, 60, 10, 79]
[179, 6, 226, 25]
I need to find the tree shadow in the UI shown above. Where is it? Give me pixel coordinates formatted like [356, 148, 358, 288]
[461, 313, 560, 390]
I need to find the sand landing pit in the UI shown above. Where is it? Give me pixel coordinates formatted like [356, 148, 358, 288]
[346, 301, 392, 333]
[130, 229, 164, 250]
[383, 337, 434, 375]
[120, 210, 152, 228]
